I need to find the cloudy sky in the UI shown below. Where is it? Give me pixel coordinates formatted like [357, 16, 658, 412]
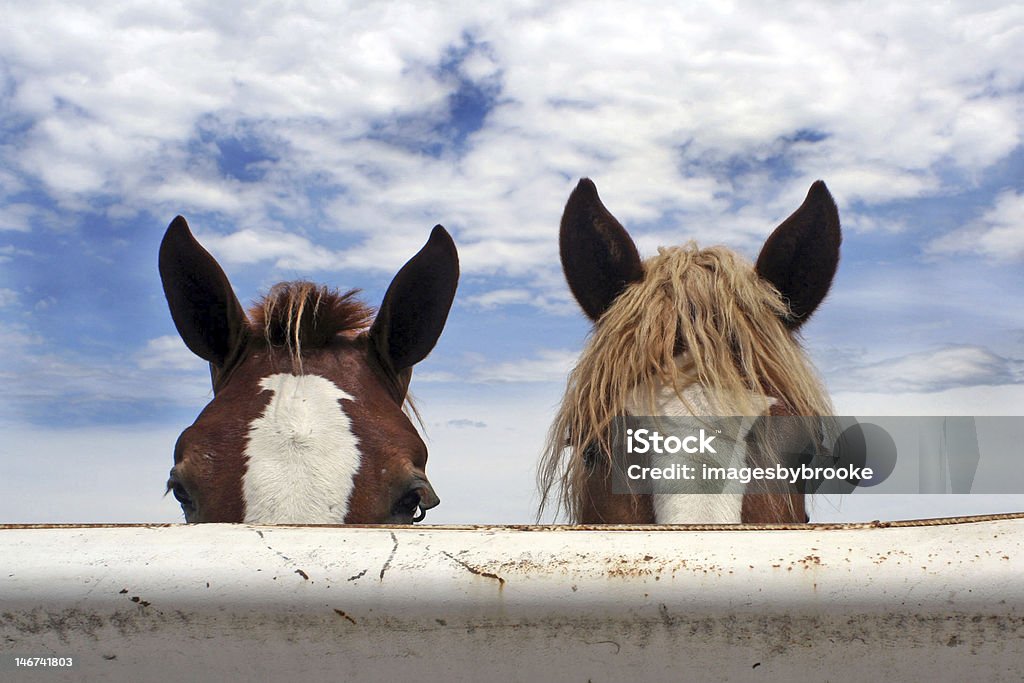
[2, 1, 1023, 524]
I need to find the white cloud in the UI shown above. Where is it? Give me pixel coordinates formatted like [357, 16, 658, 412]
[0, 245, 36, 265]
[471, 348, 578, 383]
[135, 335, 204, 372]
[841, 213, 908, 234]
[2, 1, 1021, 281]
[195, 228, 344, 271]
[829, 345, 1023, 395]
[412, 370, 460, 383]
[148, 174, 248, 216]
[408, 347, 582, 387]
[833, 382, 1024, 417]
[0, 203, 38, 232]
[464, 286, 575, 314]
[929, 191, 1024, 261]
[466, 288, 534, 308]
[0, 288, 17, 307]
[446, 418, 487, 429]
[0, 326, 211, 421]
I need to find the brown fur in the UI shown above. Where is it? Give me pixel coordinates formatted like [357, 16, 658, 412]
[160, 217, 459, 525]
[171, 334, 429, 523]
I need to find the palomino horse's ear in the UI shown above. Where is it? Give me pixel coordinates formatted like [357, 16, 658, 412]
[755, 181, 842, 329]
[560, 178, 643, 321]
[159, 216, 250, 368]
[370, 225, 459, 374]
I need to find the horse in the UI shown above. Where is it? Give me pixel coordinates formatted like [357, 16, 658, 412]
[539, 178, 841, 524]
[159, 217, 459, 524]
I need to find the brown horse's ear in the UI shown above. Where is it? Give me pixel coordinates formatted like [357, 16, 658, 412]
[159, 216, 250, 369]
[756, 181, 842, 329]
[370, 225, 459, 375]
[560, 178, 643, 321]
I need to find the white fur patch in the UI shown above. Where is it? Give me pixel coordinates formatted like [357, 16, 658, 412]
[626, 364, 772, 524]
[242, 373, 361, 524]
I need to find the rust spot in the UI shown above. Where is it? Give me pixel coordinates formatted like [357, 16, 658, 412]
[797, 554, 822, 569]
[129, 596, 151, 607]
[1, 512, 1022, 531]
[333, 609, 356, 625]
[118, 588, 128, 594]
[441, 551, 506, 587]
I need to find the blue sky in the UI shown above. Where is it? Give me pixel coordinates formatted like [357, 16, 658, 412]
[2, 2, 1023, 523]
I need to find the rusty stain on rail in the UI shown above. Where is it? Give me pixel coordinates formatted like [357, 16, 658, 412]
[2, 511, 1024, 531]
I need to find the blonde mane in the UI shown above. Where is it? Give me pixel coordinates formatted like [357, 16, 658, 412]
[538, 242, 834, 521]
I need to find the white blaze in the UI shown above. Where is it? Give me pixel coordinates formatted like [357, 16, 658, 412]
[242, 373, 361, 524]
[626, 362, 772, 524]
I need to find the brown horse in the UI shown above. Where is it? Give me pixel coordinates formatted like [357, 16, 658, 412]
[159, 218, 458, 524]
[540, 179, 841, 524]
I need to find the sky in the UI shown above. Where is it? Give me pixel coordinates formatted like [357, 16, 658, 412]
[1, 1, 1023, 524]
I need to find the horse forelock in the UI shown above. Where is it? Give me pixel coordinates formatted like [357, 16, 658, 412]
[538, 242, 833, 522]
[249, 282, 374, 368]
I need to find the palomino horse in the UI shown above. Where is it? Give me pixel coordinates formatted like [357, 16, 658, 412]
[159, 218, 458, 524]
[540, 179, 840, 524]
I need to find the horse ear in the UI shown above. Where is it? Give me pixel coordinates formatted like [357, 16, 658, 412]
[159, 216, 250, 368]
[370, 225, 459, 374]
[755, 181, 842, 329]
[560, 178, 643, 321]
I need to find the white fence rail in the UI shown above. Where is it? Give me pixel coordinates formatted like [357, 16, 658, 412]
[2, 515, 1023, 681]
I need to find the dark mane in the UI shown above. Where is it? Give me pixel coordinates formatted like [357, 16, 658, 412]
[249, 281, 374, 356]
